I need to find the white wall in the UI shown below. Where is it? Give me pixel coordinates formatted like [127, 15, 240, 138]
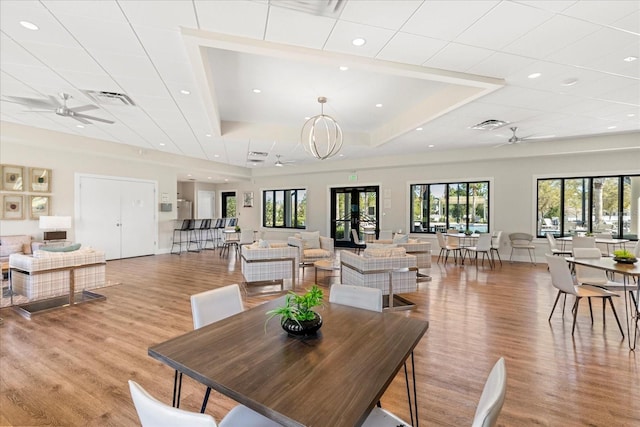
[2, 122, 639, 261]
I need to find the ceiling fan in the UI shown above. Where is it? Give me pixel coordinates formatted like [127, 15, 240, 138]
[494, 126, 547, 147]
[274, 154, 295, 167]
[5, 92, 115, 124]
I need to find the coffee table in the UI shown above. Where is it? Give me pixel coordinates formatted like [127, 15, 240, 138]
[314, 258, 340, 285]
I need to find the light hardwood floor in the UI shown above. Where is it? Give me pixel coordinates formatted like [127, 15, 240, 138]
[0, 250, 638, 426]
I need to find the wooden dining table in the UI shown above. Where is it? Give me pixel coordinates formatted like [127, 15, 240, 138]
[557, 236, 629, 255]
[566, 257, 639, 350]
[148, 296, 429, 427]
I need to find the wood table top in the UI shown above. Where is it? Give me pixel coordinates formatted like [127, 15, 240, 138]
[567, 256, 640, 277]
[149, 297, 429, 427]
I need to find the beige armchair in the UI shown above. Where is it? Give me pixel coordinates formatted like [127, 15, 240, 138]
[240, 242, 299, 292]
[287, 231, 334, 269]
[340, 248, 418, 310]
[370, 238, 431, 280]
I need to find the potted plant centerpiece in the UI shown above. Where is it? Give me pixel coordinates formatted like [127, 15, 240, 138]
[266, 285, 323, 337]
[612, 249, 638, 264]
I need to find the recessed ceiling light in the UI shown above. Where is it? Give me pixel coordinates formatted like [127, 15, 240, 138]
[180, 89, 190, 95]
[187, 174, 192, 177]
[428, 144, 435, 148]
[607, 125, 617, 129]
[627, 113, 636, 117]
[20, 21, 38, 30]
[205, 133, 211, 137]
[416, 127, 423, 131]
[214, 154, 220, 158]
[561, 78, 579, 86]
[159, 143, 165, 146]
[207, 177, 212, 180]
[352, 38, 366, 47]
[304, 116, 310, 120]
[339, 66, 349, 71]
[528, 72, 542, 79]
[623, 56, 637, 62]
[76, 124, 84, 128]
[224, 178, 229, 182]
[252, 88, 261, 93]
[375, 103, 383, 108]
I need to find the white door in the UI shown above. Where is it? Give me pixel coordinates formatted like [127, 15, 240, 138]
[77, 175, 156, 260]
[197, 190, 215, 219]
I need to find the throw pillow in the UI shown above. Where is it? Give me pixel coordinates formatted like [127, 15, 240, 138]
[258, 239, 270, 248]
[40, 243, 82, 253]
[300, 231, 320, 249]
[392, 234, 409, 244]
[0, 243, 23, 257]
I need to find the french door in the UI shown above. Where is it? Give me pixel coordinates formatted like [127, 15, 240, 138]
[330, 186, 379, 248]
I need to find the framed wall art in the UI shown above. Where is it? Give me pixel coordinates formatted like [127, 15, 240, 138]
[2, 164, 24, 191]
[243, 191, 254, 207]
[30, 195, 50, 219]
[30, 167, 51, 192]
[2, 195, 24, 220]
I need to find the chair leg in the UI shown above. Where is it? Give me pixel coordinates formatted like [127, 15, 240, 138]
[572, 297, 581, 335]
[495, 249, 502, 266]
[200, 387, 212, 413]
[588, 298, 593, 324]
[549, 290, 563, 321]
[607, 297, 625, 338]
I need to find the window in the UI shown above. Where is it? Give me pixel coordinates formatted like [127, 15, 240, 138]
[410, 181, 489, 233]
[262, 189, 306, 229]
[536, 174, 639, 239]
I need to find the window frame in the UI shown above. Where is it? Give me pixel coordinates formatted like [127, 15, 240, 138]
[536, 174, 639, 239]
[409, 180, 490, 234]
[262, 188, 307, 229]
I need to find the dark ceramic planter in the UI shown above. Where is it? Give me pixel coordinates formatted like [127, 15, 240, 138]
[281, 312, 322, 337]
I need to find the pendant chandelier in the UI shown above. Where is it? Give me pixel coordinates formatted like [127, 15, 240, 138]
[301, 96, 343, 160]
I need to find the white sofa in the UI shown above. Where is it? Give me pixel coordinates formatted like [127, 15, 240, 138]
[9, 248, 106, 301]
[370, 238, 431, 278]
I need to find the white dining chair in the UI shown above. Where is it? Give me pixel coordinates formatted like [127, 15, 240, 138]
[571, 236, 596, 250]
[508, 233, 536, 265]
[351, 229, 366, 254]
[190, 284, 244, 412]
[464, 233, 494, 268]
[490, 230, 503, 266]
[436, 231, 461, 264]
[128, 380, 281, 427]
[329, 284, 382, 312]
[546, 255, 623, 337]
[363, 358, 508, 427]
[546, 233, 571, 257]
[572, 248, 637, 306]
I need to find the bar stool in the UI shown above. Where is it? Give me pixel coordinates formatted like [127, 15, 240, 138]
[198, 219, 215, 250]
[212, 218, 225, 248]
[171, 219, 194, 255]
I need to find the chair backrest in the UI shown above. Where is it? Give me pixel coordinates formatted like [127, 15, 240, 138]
[128, 380, 218, 427]
[227, 218, 237, 227]
[214, 218, 225, 228]
[447, 228, 459, 234]
[190, 284, 244, 329]
[198, 219, 211, 230]
[633, 241, 640, 258]
[571, 236, 596, 249]
[491, 230, 502, 249]
[472, 358, 507, 427]
[545, 255, 577, 295]
[572, 248, 608, 285]
[329, 284, 383, 312]
[186, 219, 196, 231]
[177, 219, 191, 231]
[509, 233, 532, 244]
[379, 230, 393, 240]
[436, 231, 446, 247]
[476, 233, 492, 251]
[545, 233, 558, 250]
[351, 229, 362, 244]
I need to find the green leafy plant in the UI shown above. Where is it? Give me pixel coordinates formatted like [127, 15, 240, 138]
[613, 249, 636, 259]
[234, 225, 241, 232]
[266, 285, 323, 327]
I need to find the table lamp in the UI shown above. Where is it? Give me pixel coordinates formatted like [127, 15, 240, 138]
[39, 215, 72, 241]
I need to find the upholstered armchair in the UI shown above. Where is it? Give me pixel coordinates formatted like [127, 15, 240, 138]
[370, 237, 431, 280]
[340, 247, 418, 310]
[240, 241, 299, 291]
[287, 231, 334, 268]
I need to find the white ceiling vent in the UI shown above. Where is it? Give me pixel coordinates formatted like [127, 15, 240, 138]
[471, 119, 509, 130]
[248, 151, 269, 157]
[270, 0, 346, 18]
[82, 90, 135, 106]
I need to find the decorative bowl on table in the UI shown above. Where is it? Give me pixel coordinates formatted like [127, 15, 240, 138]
[613, 257, 637, 264]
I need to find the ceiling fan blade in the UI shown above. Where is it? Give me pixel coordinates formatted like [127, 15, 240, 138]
[73, 112, 115, 124]
[6, 95, 59, 109]
[69, 104, 99, 113]
[71, 115, 92, 125]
